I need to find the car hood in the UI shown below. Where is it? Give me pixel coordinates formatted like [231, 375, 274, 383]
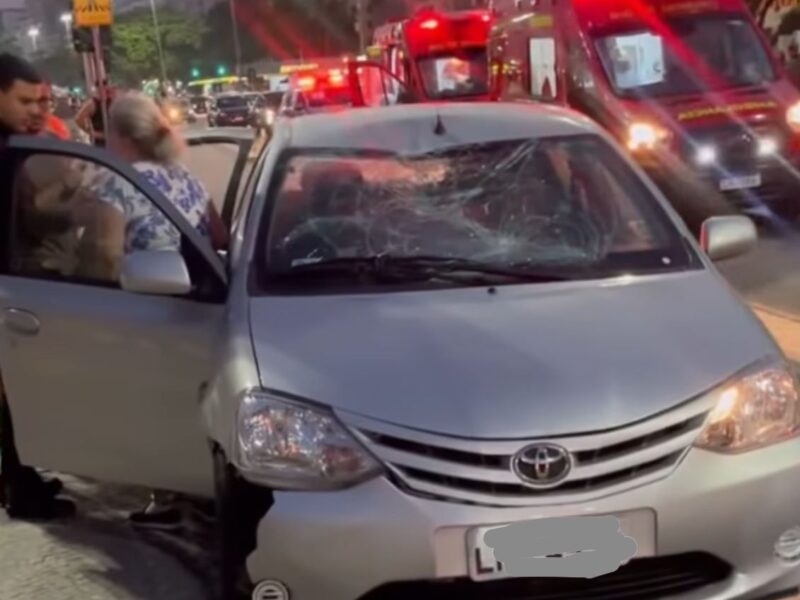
[249, 271, 776, 438]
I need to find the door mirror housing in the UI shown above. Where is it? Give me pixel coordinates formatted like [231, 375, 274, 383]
[120, 251, 192, 296]
[700, 215, 757, 261]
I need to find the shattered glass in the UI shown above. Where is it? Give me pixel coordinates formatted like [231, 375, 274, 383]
[263, 136, 693, 284]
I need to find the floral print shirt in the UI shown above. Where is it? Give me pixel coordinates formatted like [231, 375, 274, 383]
[90, 161, 212, 252]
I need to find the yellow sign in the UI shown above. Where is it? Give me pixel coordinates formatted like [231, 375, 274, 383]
[677, 101, 779, 122]
[74, 0, 112, 28]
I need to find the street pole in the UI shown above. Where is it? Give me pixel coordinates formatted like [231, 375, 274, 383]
[228, 0, 242, 76]
[149, 0, 169, 87]
[357, 0, 368, 53]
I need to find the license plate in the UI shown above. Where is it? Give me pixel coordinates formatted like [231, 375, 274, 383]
[467, 511, 655, 582]
[719, 174, 761, 191]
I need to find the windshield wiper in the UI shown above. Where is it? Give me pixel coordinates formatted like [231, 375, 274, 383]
[270, 255, 572, 284]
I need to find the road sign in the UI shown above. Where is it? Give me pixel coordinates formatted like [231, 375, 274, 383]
[74, 0, 113, 28]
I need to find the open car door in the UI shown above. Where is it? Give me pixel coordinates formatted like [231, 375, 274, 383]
[347, 59, 417, 107]
[183, 131, 255, 230]
[0, 136, 235, 497]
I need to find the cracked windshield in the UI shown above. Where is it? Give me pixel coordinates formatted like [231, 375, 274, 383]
[5, 0, 800, 599]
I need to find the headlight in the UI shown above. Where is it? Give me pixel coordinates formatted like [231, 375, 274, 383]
[627, 122, 669, 151]
[695, 145, 717, 165]
[758, 136, 779, 156]
[787, 101, 800, 132]
[233, 389, 382, 489]
[695, 359, 800, 453]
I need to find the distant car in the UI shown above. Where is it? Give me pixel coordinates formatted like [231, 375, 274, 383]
[189, 95, 210, 119]
[250, 91, 285, 134]
[208, 93, 250, 127]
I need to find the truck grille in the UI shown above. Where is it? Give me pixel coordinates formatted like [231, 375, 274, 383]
[680, 123, 788, 171]
[358, 552, 732, 600]
[342, 396, 711, 507]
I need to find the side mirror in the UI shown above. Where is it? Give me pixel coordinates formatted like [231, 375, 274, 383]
[120, 250, 192, 296]
[700, 215, 757, 261]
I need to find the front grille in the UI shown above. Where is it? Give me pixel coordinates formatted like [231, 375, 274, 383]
[680, 122, 788, 171]
[342, 396, 711, 507]
[358, 552, 732, 600]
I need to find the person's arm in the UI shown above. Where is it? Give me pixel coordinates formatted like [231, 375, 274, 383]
[206, 202, 229, 251]
[75, 100, 96, 134]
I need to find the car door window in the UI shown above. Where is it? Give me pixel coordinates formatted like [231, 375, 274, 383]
[7, 150, 221, 295]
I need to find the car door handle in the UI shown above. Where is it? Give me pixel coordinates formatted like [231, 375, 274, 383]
[2, 308, 41, 336]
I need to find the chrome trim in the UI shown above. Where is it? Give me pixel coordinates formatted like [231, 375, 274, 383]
[339, 395, 712, 507]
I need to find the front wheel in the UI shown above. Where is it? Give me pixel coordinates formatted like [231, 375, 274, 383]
[213, 448, 272, 600]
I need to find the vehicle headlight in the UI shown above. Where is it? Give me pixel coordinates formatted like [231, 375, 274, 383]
[758, 136, 779, 156]
[695, 359, 800, 453]
[233, 389, 382, 489]
[695, 144, 717, 165]
[627, 121, 669, 151]
[787, 101, 800, 132]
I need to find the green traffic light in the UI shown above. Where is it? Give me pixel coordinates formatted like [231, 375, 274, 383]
[217, 65, 227, 76]
[191, 68, 200, 78]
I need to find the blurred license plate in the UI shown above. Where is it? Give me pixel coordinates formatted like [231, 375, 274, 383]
[719, 174, 761, 191]
[466, 511, 655, 582]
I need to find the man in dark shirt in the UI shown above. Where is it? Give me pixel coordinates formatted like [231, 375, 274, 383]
[0, 53, 74, 519]
[0, 53, 42, 139]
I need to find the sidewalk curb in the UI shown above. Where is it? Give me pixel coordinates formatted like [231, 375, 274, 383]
[749, 302, 800, 324]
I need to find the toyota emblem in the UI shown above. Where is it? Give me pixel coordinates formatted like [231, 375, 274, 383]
[513, 443, 572, 488]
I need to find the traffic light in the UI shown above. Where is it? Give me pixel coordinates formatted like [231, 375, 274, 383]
[191, 68, 201, 79]
[217, 65, 228, 76]
[71, 25, 112, 53]
[72, 27, 93, 53]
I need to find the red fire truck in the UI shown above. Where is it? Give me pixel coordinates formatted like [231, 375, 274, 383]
[489, 0, 800, 216]
[371, 7, 494, 101]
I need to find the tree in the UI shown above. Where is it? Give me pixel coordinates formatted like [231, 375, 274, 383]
[110, 7, 207, 85]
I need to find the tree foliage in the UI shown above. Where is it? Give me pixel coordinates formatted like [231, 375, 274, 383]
[110, 7, 207, 84]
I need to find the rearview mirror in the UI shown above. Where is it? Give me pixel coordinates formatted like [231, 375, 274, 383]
[700, 215, 757, 261]
[120, 251, 192, 296]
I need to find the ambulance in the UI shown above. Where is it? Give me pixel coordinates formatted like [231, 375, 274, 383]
[489, 0, 800, 216]
[371, 7, 494, 101]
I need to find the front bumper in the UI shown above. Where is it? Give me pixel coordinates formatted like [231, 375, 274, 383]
[247, 436, 800, 600]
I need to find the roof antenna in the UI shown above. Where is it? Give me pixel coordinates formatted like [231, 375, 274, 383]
[433, 112, 446, 136]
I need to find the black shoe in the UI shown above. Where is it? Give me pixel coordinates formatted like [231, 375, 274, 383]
[5, 494, 76, 520]
[130, 500, 183, 532]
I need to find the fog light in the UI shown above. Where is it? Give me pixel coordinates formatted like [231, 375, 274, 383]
[696, 145, 717, 165]
[252, 580, 290, 600]
[775, 526, 800, 561]
[758, 136, 779, 156]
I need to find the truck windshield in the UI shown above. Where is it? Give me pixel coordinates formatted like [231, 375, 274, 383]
[417, 48, 490, 98]
[594, 15, 775, 97]
[217, 96, 248, 108]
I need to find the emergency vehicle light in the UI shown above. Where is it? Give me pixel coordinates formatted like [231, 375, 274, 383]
[420, 18, 440, 30]
[297, 76, 316, 90]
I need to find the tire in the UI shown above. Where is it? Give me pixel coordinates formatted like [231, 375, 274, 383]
[213, 448, 273, 600]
